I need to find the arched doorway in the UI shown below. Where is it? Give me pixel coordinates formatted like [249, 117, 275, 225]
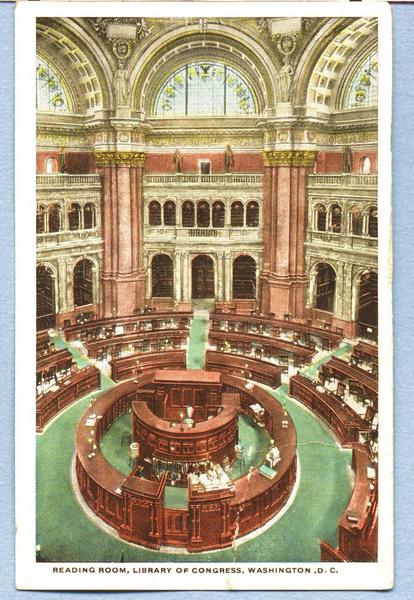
[37, 265, 56, 330]
[151, 254, 173, 297]
[74, 259, 94, 307]
[314, 263, 336, 312]
[357, 271, 378, 340]
[233, 255, 256, 299]
[191, 255, 215, 299]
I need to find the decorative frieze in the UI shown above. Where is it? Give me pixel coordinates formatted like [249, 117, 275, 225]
[263, 150, 316, 167]
[94, 151, 145, 166]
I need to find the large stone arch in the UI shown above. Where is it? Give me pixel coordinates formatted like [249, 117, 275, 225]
[37, 18, 114, 113]
[293, 17, 377, 113]
[127, 23, 281, 117]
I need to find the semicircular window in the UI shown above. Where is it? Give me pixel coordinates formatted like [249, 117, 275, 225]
[36, 57, 69, 112]
[154, 62, 256, 117]
[342, 50, 378, 109]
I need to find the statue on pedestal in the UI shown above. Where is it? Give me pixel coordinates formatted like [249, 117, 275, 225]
[278, 57, 294, 103]
[224, 145, 234, 173]
[114, 69, 130, 106]
[343, 146, 352, 174]
[173, 149, 182, 173]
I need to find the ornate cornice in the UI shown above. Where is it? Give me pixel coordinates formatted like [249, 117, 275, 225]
[263, 150, 316, 167]
[95, 151, 145, 166]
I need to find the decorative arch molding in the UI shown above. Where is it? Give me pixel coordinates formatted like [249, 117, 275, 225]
[293, 17, 377, 112]
[37, 18, 114, 114]
[127, 25, 281, 116]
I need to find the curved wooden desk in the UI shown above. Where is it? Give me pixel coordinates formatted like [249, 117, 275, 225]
[37, 365, 100, 432]
[320, 444, 377, 562]
[74, 366, 297, 552]
[205, 350, 283, 388]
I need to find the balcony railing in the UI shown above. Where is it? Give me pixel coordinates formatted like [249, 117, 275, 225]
[308, 174, 378, 187]
[36, 174, 101, 187]
[306, 230, 378, 249]
[144, 226, 260, 241]
[144, 173, 263, 185]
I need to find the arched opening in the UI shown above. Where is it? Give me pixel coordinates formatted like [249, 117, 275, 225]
[246, 201, 259, 227]
[330, 204, 342, 233]
[357, 271, 378, 341]
[212, 201, 225, 228]
[84, 203, 96, 229]
[151, 254, 173, 297]
[163, 201, 176, 226]
[197, 201, 210, 228]
[350, 206, 364, 236]
[149, 201, 162, 226]
[37, 265, 55, 330]
[233, 255, 256, 299]
[45, 157, 58, 174]
[192, 255, 215, 299]
[360, 156, 371, 174]
[368, 207, 378, 238]
[314, 263, 336, 312]
[73, 259, 94, 307]
[68, 203, 81, 231]
[315, 204, 327, 232]
[231, 201, 244, 227]
[36, 205, 46, 234]
[48, 204, 62, 233]
[182, 201, 195, 227]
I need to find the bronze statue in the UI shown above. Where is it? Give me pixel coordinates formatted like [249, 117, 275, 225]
[173, 149, 182, 173]
[224, 145, 234, 173]
[343, 146, 352, 173]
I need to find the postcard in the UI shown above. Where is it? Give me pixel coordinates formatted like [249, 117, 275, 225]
[15, 1, 393, 591]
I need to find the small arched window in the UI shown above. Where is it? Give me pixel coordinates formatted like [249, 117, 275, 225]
[360, 156, 371, 174]
[368, 207, 378, 238]
[197, 201, 210, 228]
[212, 201, 225, 228]
[84, 203, 96, 229]
[315, 263, 336, 313]
[45, 157, 58, 174]
[330, 204, 342, 233]
[148, 201, 162, 226]
[315, 204, 327, 232]
[36, 205, 46, 234]
[68, 203, 82, 231]
[182, 201, 195, 227]
[231, 201, 244, 227]
[48, 204, 62, 233]
[351, 206, 364, 236]
[163, 201, 176, 226]
[246, 201, 259, 227]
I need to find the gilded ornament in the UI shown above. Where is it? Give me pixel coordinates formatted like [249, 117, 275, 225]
[94, 151, 145, 166]
[263, 150, 316, 167]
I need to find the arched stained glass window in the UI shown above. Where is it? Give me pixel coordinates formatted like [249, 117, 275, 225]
[36, 57, 69, 112]
[343, 50, 378, 109]
[154, 62, 256, 117]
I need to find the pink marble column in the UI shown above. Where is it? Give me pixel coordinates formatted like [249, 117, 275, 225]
[260, 151, 315, 320]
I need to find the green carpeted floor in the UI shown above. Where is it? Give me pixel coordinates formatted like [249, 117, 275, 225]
[36, 329, 352, 562]
[186, 313, 209, 369]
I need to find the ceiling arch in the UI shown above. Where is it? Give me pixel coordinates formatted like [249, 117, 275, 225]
[36, 19, 114, 114]
[127, 23, 282, 117]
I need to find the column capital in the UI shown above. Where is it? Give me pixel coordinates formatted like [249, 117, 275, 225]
[263, 150, 316, 167]
[95, 151, 145, 167]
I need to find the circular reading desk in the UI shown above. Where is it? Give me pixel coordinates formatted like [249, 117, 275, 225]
[75, 368, 297, 552]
